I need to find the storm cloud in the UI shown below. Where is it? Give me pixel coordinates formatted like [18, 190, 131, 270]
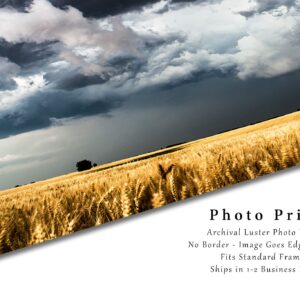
[0, 0, 202, 18]
[0, 39, 55, 69]
[0, 88, 122, 138]
[240, 0, 298, 17]
[0, 56, 20, 90]
[0, 0, 300, 138]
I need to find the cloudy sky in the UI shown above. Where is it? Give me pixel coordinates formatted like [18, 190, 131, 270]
[0, 0, 299, 189]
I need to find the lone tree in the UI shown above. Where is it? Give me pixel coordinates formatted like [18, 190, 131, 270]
[76, 159, 93, 172]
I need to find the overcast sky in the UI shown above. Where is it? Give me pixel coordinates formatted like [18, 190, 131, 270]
[0, 0, 299, 189]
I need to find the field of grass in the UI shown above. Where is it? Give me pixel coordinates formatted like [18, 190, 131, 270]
[0, 111, 300, 254]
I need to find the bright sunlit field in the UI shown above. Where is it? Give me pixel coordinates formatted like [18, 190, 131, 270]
[0, 111, 299, 254]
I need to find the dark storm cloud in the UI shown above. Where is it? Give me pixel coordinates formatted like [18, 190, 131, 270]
[50, 0, 159, 18]
[0, 0, 31, 11]
[160, 68, 236, 91]
[171, 0, 214, 3]
[240, 0, 297, 17]
[50, 0, 201, 18]
[0, 0, 200, 18]
[52, 74, 107, 90]
[0, 91, 122, 139]
[0, 0, 159, 17]
[0, 0, 299, 141]
[127, 68, 300, 141]
[4, 0, 295, 20]
[0, 75, 17, 90]
[0, 77, 17, 90]
[0, 39, 55, 69]
[256, 0, 296, 11]
[46, 54, 146, 90]
[0, 56, 19, 90]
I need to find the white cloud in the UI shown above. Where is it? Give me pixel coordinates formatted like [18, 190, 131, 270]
[0, 0, 140, 75]
[50, 0, 300, 100]
[0, 0, 134, 47]
[236, 12, 300, 78]
[116, 0, 300, 89]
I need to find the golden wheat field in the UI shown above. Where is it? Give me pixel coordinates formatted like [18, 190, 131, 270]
[0, 111, 300, 254]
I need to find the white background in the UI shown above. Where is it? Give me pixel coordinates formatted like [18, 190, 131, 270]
[0, 167, 299, 299]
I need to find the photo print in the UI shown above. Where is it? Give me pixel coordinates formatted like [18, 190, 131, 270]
[0, 0, 299, 254]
